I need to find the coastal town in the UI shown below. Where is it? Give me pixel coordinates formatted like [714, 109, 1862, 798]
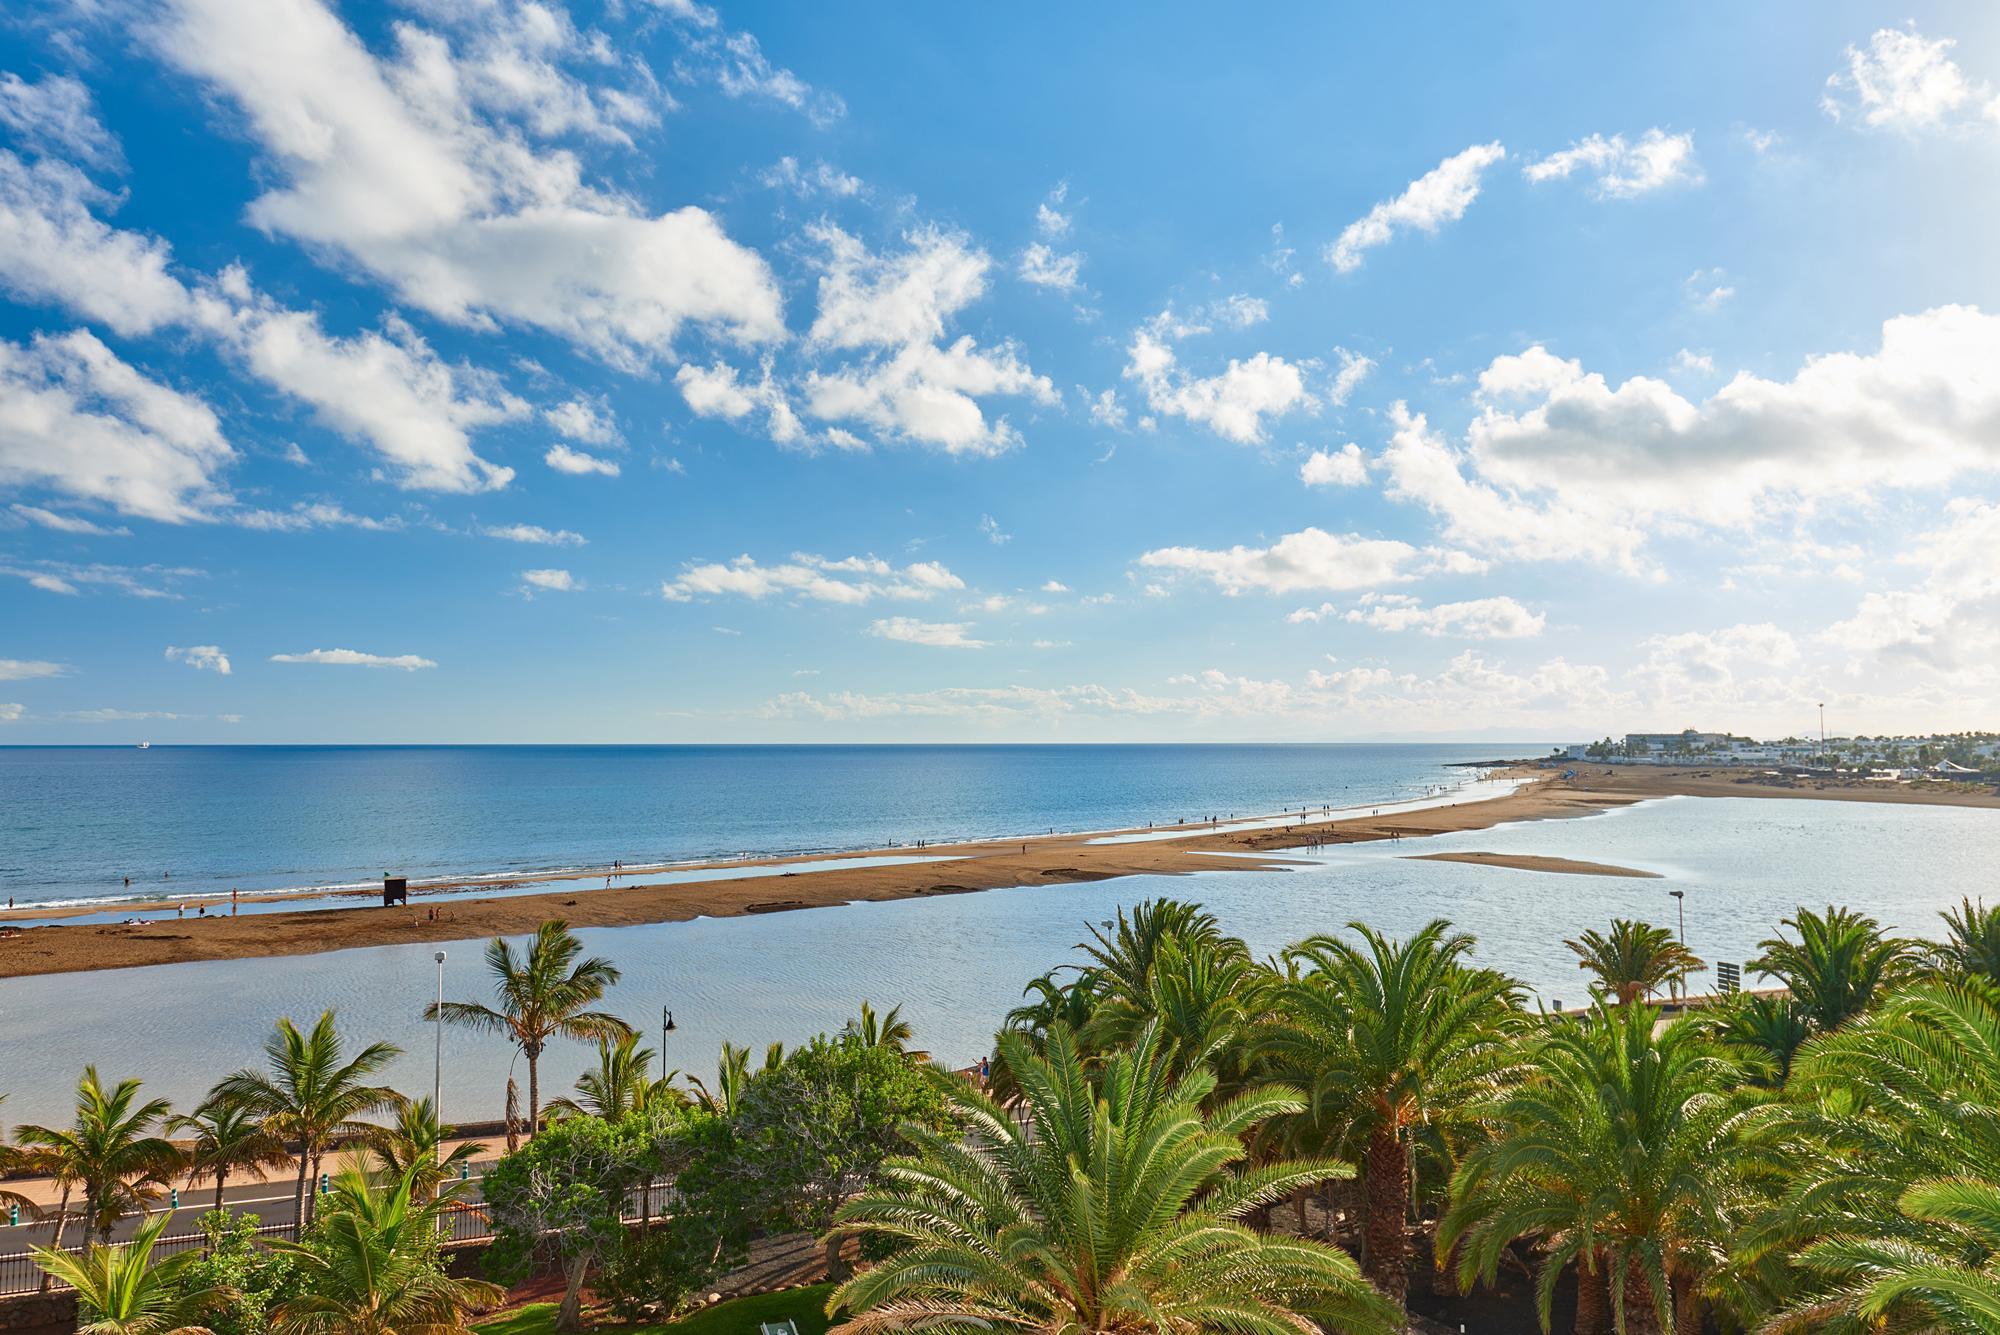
[1557, 728, 2000, 780]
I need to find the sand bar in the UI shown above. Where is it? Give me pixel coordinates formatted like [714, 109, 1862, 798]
[1, 765, 1994, 980]
[1408, 852, 1662, 878]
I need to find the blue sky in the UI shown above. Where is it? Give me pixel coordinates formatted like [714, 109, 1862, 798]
[4, 0, 2000, 742]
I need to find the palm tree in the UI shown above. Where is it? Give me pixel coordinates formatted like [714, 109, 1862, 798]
[1930, 898, 2000, 982]
[267, 1162, 502, 1335]
[829, 1022, 1399, 1335]
[1070, 898, 1242, 1006]
[1441, 1004, 1766, 1335]
[1082, 934, 1261, 1085]
[1749, 906, 1915, 1032]
[31, 1211, 231, 1335]
[0, 1097, 38, 1235]
[425, 921, 628, 1134]
[1705, 992, 1813, 1088]
[1755, 979, 2000, 1331]
[16, 1069, 182, 1245]
[845, 1001, 928, 1060]
[171, 1098, 291, 1217]
[1564, 918, 1704, 1006]
[369, 1099, 484, 1204]
[546, 1030, 679, 1121]
[687, 1040, 782, 1117]
[207, 1011, 402, 1238]
[1263, 920, 1523, 1310]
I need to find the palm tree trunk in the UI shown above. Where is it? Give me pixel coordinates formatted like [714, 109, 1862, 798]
[1292, 1186, 1308, 1233]
[307, 1151, 323, 1230]
[1363, 1124, 1410, 1309]
[1671, 1272, 1702, 1335]
[291, 1140, 311, 1241]
[214, 1168, 228, 1217]
[527, 1055, 541, 1138]
[823, 1229, 849, 1283]
[505, 1079, 521, 1154]
[1573, 1249, 1608, 1335]
[1621, 1265, 1664, 1335]
[38, 1188, 69, 1293]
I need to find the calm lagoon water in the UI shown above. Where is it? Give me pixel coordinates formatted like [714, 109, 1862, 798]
[2, 792, 1995, 1128]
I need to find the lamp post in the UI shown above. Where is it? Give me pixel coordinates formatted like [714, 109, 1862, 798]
[661, 1006, 677, 1063]
[432, 950, 447, 1160]
[1669, 890, 1687, 1005]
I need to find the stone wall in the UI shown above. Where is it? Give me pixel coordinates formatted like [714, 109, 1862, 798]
[0, 1289, 75, 1334]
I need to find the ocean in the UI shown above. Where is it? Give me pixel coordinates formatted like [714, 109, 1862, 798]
[0, 743, 1518, 910]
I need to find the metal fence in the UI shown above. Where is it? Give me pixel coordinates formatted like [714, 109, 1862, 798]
[0, 1181, 677, 1298]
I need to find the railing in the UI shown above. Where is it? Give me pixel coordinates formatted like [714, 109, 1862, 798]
[0, 1179, 680, 1298]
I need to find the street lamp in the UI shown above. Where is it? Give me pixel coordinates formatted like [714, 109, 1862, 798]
[432, 950, 447, 1159]
[1669, 890, 1687, 1005]
[661, 1006, 677, 1062]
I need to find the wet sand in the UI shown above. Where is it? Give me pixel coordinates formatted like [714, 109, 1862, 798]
[1409, 851, 1661, 878]
[2, 765, 1993, 980]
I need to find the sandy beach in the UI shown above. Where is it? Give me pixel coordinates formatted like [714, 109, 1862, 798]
[1408, 851, 1662, 878]
[1, 764, 1993, 981]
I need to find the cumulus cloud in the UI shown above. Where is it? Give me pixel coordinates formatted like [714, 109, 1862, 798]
[675, 360, 805, 447]
[1300, 443, 1368, 487]
[1823, 26, 1999, 133]
[151, 0, 784, 367]
[1123, 313, 1312, 445]
[270, 648, 437, 669]
[661, 553, 963, 604]
[479, 522, 585, 545]
[165, 644, 231, 674]
[759, 156, 862, 198]
[1137, 526, 1481, 595]
[801, 225, 1053, 455]
[868, 616, 989, 648]
[0, 658, 68, 681]
[1826, 501, 2000, 673]
[544, 443, 619, 476]
[543, 395, 619, 445]
[1018, 242, 1082, 293]
[519, 567, 578, 593]
[0, 330, 233, 523]
[1328, 142, 1505, 272]
[10, 503, 129, 536]
[1335, 592, 1545, 639]
[0, 73, 122, 168]
[225, 303, 523, 492]
[0, 152, 200, 337]
[1522, 129, 1701, 197]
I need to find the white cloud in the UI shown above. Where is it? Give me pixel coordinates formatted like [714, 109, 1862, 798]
[1672, 348, 1715, 375]
[1339, 592, 1545, 639]
[0, 330, 233, 523]
[1684, 268, 1734, 309]
[1327, 347, 1374, 406]
[1040, 580, 1069, 593]
[226, 303, 522, 492]
[867, 616, 989, 648]
[1018, 242, 1082, 293]
[0, 659, 68, 681]
[0, 72, 121, 168]
[0, 151, 200, 336]
[270, 648, 437, 670]
[674, 360, 805, 446]
[1123, 315, 1312, 445]
[1137, 526, 1475, 595]
[520, 567, 577, 592]
[165, 644, 231, 674]
[1522, 129, 1701, 198]
[10, 503, 129, 536]
[759, 156, 863, 198]
[1035, 182, 1070, 237]
[152, 0, 784, 367]
[1207, 294, 1267, 329]
[480, 522, 585, 545]
[1086, 388, 1126, 429]
[1300, 443, 1368, 487]
[706, 30, 844, 125]
[1383, 306, 2000, 569]
[543, 395, 619, 445]
[1825, 501, 2000, 673]
[1823, 26, 1997, 132]
[0, 703, 20, 722]
[233, 502, 401, 532]
[545, 443, 619, 476]
[662, 553, 963, 604]
[978, 513, 1010, 545]
[1328, 142, 1505, 273]
[799, 225, 1054, 455]
[0, 560, 200, 598]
